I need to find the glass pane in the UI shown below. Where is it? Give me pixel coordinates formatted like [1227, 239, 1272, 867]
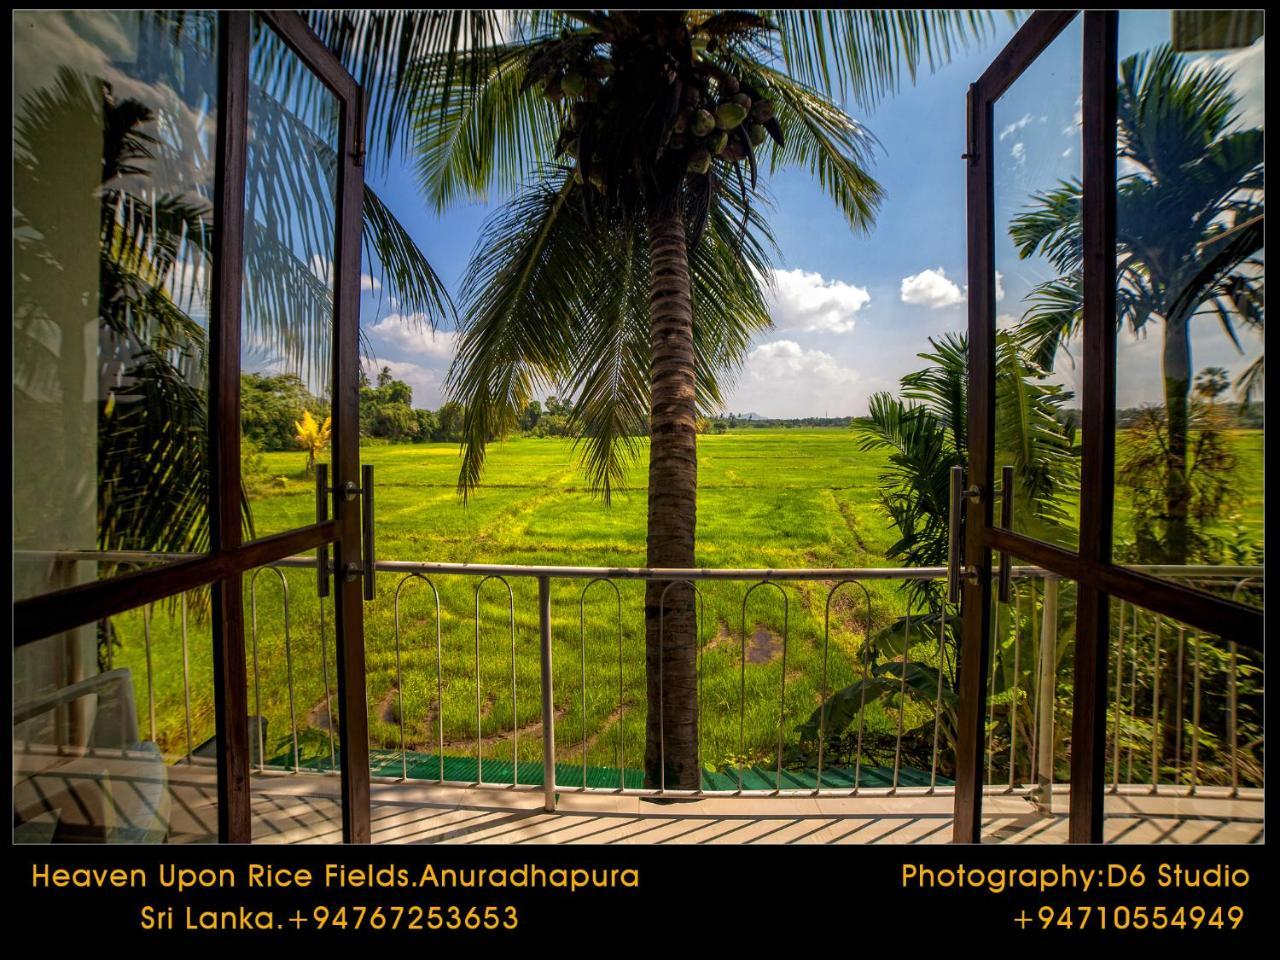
[1113, 11, 1265, 594]
[245, 561, 343, 842]
[982, 565, 1076, 843]
[13, 11, 218, 600]
[240, 15, 340, 541]
[991, 16, 1084, 551]
[14, 593, 218, 843]
[1103, 593, 1263, 843]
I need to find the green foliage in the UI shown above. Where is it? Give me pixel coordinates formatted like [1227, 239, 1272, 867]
[1116, 403, 1240, 564]
[855, 331, 1078, 581]
[241, 373, 327, 452]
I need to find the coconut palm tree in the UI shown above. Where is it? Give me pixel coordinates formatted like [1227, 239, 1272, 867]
[1009, 43, 1263, 564]
[310, 10, 1005, 788]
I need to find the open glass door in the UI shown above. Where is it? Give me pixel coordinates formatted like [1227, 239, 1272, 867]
[955, 10, 1264, 844]
[12, 10, 373, 844]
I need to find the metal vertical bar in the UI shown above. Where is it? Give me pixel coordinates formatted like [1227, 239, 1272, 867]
[393, 583, 408, 782]
[1150, 616, 1162, 790]
[1036, 575, 1059, 814]
[1228, 640, 1239, 796]
[1189, 632, 1201, 795]
[281, 572, 298, 774]
[538, 575, 556, 812]
[318, 594, 335, 766]
[250, 577, 264, 772]
[144, 603, 156, 744]
[1009, 589, 1020, 789]
[1112, 600, 1126, 789]
[1125, 604, 1139, 783]
[181, 593, 193, 763]
[1174, 625, 1186, 783]
[930, 599, 948, 791]
[895, 608, 912, 792]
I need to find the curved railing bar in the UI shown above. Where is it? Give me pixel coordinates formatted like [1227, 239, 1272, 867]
[473, 575, 516, 787]
[739, 580, 789, 795]
[393, 573, 443, 783]
[578, 578, 623, 792]
[657, 579, 706, 794]
[249, 565, 297, 774]
[819, 579, 874, 795]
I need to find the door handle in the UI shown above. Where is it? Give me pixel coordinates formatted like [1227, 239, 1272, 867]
[998, 465, 1014, 603]
[360, 463, 375, 601]
[315, 463, 330, 598]
[948, 466, 980, 603]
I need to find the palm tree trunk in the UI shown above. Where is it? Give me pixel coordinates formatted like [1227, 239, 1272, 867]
[1159, 315, 1192, 771]
[1161, 317, 1192, 564]
[643, 203, 700, 790]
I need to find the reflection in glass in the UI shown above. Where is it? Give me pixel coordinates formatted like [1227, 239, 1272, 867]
[12, 11, 219, 600]
[14, 595, 219, 843]
[240, 16, 341, 541]
[1112, 13, 1264, 580]
[995, 16, 1084, 550]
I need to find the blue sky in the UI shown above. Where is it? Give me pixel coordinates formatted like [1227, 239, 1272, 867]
[356, 12, 1264, 417]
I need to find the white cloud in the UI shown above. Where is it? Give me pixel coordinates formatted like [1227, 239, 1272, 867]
[367, 314, 457, 359]
[899, 267, 1003, 310]
[360, 358, 441, 408]
[999, 113, 1034, 141]
[362, 273, 382, 294]
[733, 340, 863, 418]
[764, 267, 870, 334]
[1010, 141, 1026, 165]
[900, 267, 965, 309]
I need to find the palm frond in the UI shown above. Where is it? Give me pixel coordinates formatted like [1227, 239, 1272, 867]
[768, 9, 1009, 108]
[725, 59, 883, 233]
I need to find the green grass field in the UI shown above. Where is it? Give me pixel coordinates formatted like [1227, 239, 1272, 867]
[114, 427, 1263, 782]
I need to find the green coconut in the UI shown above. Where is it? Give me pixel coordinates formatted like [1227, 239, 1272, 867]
[709, 129, 729, 154]
[720, 75, 740, 95]
[691, 108, 716, 137]
[715, 101, 748, 130]
[748, 122, 767, 146]
[732, 92, 752, 110]
[561, 72, 586, 97]
[686, 148, 712, 174]
[749, 99, 774, 123]
[720, 138, 747, 162]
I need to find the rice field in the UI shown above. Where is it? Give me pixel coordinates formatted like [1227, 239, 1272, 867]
[112, 427, 1264, 781]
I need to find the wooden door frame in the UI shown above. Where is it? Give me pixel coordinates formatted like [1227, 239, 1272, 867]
[11, 10, 373, 844]
[953, 10, 1263, 844]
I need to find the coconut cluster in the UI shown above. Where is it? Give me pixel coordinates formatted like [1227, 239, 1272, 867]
[668, 76, 773, 176]
[542, 60, 774, 189]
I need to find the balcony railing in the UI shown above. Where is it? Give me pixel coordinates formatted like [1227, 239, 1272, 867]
[19, 551, 1265, 814]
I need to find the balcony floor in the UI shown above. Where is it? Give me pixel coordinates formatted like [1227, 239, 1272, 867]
[161, 766, 1263, 845]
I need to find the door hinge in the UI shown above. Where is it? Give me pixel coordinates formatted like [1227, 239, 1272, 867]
[962, 82, 978, 163]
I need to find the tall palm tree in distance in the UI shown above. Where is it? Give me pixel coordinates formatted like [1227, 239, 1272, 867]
[312, 9, 1006, 787]
[1010, 44, 1263, 564]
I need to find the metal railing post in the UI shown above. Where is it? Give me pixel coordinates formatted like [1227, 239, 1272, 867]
[1035, 574, 1059, 814]
[538, 575, 557, 811]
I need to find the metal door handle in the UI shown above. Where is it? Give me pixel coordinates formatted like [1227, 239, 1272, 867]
[361, 463, 375, 601]
[315, 463, 330, 598]
[948, 465, 981, 604]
